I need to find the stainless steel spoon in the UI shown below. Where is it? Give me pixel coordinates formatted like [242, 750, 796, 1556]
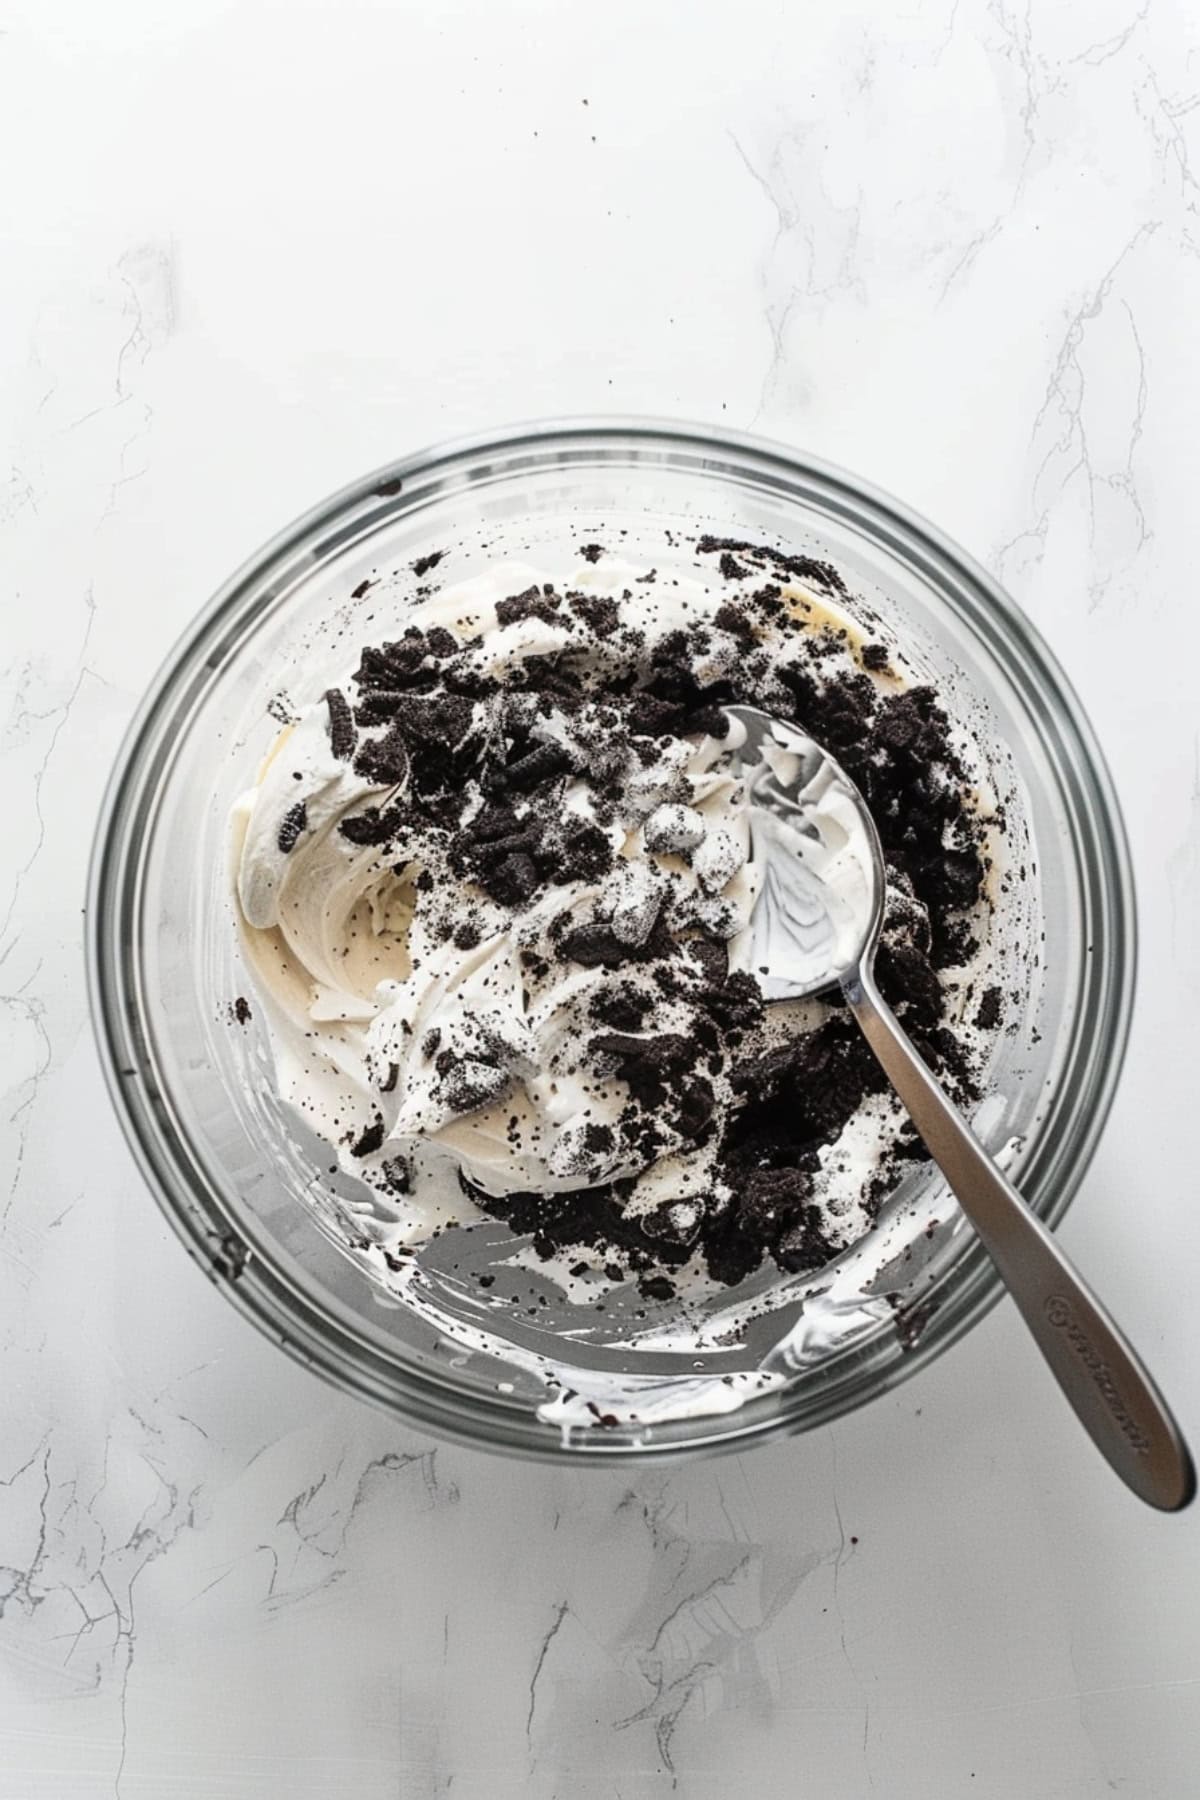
[724, 704, 1194, 1512]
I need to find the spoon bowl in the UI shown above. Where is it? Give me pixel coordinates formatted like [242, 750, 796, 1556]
[724, 704, 884, 999]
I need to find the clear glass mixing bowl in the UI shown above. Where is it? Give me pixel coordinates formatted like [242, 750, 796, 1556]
[87, 421, 1135, 1460]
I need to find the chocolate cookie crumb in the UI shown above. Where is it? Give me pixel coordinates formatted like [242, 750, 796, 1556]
[354, 727, 410, 787]
[974, 985, 1002, 1031]
[412, 551, 446, 578]
[277, 801, 307, 854]
[339, 801, 406, 846]
[569, 592, 619, 637]
[267, 692, 297, 725]
[324, 687, 356, 760]
[638, 1274, 676, 1301]
[696, 533, 845, 594]
[495, 586, 564, 628]
[712, 602, 757, 647]
[350, 1116, 386, 1158]
[382, 1155, 412, 1193]
[444, 1059, 509, 1114]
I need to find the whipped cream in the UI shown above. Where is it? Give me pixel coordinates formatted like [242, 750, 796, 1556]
[231, 537, 999, 1296]
[235, 568, 762, 1202]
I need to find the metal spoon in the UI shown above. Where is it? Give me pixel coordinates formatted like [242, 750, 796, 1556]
[724, 704, 1194, 1512]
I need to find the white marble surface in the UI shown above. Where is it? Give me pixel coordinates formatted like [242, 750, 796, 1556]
[3, 0, 1199, 1793]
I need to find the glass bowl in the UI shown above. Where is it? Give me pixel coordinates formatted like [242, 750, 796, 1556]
[87, 420, 1135, 1461]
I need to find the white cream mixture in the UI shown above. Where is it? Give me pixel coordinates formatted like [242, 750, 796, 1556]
[231, 547, 996, 1275]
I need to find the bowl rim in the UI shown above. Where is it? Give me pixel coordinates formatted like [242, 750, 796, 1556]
[86, 415, 1137, 1461]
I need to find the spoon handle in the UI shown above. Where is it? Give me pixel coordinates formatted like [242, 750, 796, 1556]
[844, 963, 1194, 1512]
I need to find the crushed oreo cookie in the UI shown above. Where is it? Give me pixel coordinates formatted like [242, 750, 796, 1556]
[350, 1115, 386, 1158]
[324, 687, 356, 760]
[277, 801, 307, 854]
[245, 527, 1003, 1295]
[696, 533, 845, 595]
[974, 985, 1002, 1031]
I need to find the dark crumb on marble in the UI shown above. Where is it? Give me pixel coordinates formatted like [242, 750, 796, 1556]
[351, 578, 375, 600]
[231, 996, 252, 1026]
[578, 543, 605, 563]
[412, 550, 446, 578]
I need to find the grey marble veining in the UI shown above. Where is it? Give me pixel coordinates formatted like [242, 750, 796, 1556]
[3, 1, 1199, 1794]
